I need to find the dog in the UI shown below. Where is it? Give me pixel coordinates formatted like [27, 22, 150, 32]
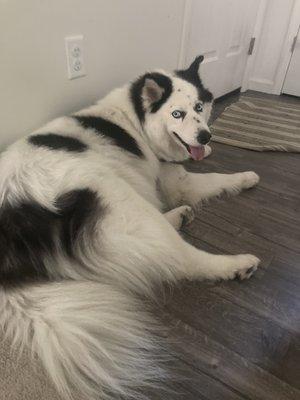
[0, 55, 260, 399]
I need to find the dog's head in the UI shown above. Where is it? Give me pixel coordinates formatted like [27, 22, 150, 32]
[131, 55, 213, 161]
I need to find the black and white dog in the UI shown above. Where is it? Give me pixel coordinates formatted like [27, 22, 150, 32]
[0, 56, 260, 399]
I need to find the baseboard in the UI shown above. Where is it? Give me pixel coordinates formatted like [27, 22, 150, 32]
[214, 87, 241, 103]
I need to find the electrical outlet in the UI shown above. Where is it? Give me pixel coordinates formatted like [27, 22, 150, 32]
[65, 35, 86, 79]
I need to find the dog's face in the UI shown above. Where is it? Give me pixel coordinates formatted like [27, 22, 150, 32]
[131, 56, 214, 161]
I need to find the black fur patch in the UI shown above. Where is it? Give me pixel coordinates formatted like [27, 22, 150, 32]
[74, 115, 143, 157]
[130, 73, 173, 122]
[56, 189, 99, 258]
[175, 68, 213, 103]
[0, 189, 99, 286]
[28, 133, 87, 152]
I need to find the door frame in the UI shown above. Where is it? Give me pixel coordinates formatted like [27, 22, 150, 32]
[241, 0, 269, 92]
[177, 0, 193, 68]
[280, 0, 300, 94]
[274, 0, 300, 94]
[242, 0, 300, 95]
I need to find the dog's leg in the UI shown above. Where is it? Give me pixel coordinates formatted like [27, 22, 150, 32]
[182, 241, 260, 281]
[59, 173, 260, 297]
[159, 163, 259, 208]
[164, 205, 195, 230]
[98, 181, 260, 294]
[108, 208, 260, 289]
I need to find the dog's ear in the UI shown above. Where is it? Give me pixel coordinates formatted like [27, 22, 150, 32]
[176, 55, 204, 80]
[176, 54, 205, 86]
[176, 55, 213, 104]
[131, 72, 173, 121]
[186, 55, 204, 74]
[141, 78, 165, 108]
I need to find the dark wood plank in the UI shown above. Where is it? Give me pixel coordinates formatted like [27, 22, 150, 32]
[167, 359, 247, 400]
[166, 317, 300, 400]
[193, 197, 300, 253]
[167, 279, 300, 387]
[184, 219, 275, 269]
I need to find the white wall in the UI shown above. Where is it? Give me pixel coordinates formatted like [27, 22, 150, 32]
[0, 0, 185, 148]
[246, 0, 297, 94]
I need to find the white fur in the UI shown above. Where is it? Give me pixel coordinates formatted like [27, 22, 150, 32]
[0, 66, 260, 399]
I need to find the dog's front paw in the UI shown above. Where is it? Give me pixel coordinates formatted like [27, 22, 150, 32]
[180, 205, 195, 227]
[240, 171, 260, 189]
[232, 254, 260, 280]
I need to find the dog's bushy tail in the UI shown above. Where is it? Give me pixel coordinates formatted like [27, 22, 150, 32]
[0, 280, 170, 400]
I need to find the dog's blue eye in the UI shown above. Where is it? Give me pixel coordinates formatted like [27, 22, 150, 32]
[172, 110, 182, 119]
[195, 103, 203, 112]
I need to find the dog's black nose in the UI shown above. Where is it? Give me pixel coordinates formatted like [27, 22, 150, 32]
[197, 130, 211, 145]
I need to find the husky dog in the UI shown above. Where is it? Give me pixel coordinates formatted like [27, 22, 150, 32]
[0, 56, 260, 399]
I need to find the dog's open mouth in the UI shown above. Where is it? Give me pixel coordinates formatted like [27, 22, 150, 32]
[172, 132, 205, 161]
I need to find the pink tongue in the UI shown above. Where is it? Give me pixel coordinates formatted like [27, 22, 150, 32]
[189, 145, 205, 161]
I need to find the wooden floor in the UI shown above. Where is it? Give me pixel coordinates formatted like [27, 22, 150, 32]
[161, 91, 300, 400]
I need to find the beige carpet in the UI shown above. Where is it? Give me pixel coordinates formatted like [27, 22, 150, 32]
[0, 337, 61, 400]
[0, 335, 85, 400]
[211, 95, 300, 151]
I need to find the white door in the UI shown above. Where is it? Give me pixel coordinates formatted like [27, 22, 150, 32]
[282, 27, 300, 96]
[182, 0, 260, 98]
